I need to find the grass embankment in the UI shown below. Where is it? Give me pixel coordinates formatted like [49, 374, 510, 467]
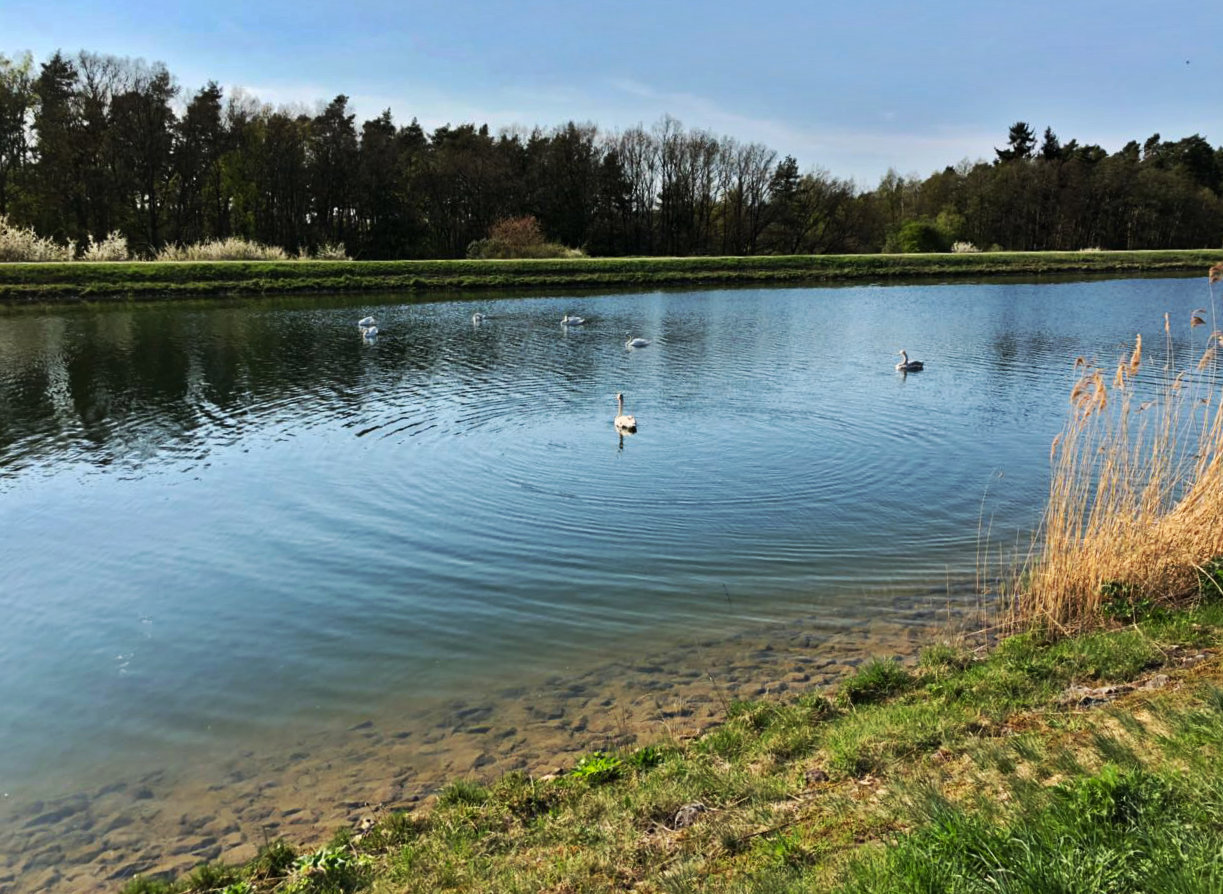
[122, 601, 1223, 894]
[1, 249, 1219, 303]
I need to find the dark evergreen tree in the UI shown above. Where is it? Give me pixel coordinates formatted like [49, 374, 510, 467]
[995, 121, 1036, 162]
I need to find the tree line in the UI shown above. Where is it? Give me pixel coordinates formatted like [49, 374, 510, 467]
[1, 51, 1221, 259]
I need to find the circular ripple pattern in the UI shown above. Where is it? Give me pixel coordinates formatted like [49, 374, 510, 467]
[0, 276, 1214, 804]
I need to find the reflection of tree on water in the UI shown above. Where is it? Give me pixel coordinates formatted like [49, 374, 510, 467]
[0, 295, 665, 477]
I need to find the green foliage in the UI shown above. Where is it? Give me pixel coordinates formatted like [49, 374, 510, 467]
[570, 750, 624, 786]
[249, 838, 297, 879]
[1198, 557, 1223, 601]
[628, 743, 668, 771]
[1099, 579, 1157, 622]
[754, 828, 810, 869]
[839, 658, 914, 706]
[436, 778, 490, 807]
[839, 765, 1213, 893]
[284, 846, 372, 893]
[894, 220, 949, 253]
[3, 49, 1221, 262]
[918, 642, 974, 674]
[182, 862, 240, 890]
[117, 880, 174, 894]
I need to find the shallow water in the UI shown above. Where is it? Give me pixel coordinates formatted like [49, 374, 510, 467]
[0, 276, 1215, 888]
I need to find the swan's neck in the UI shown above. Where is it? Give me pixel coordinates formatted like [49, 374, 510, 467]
[617, 395, 624, 414]
[899, 350, 908, 363]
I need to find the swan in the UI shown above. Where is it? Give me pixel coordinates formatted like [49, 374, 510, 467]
[362, 325, 379, 340]
[472, 312, 487, 324]
[357, 316, 376, 328]
[896, 349, 924, 372]
[561, 314, 586, 326]
[614, 392, 637, 432]
[625, 336, 650, 349]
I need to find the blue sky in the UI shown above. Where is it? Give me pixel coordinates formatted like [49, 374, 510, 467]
[3, 0, 1219, 185]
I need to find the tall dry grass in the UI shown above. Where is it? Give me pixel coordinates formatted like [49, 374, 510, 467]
[1011, 264, 1223, 632]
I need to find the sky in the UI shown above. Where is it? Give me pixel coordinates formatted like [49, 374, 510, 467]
[2, 0, 1220, 186]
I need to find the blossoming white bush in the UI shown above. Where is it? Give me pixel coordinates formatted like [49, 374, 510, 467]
[156, 237, 289, 261]
[0, 215, 73, 261]
[80, 231, 129, 261]
[951, 241, 980, 253]
[312, 242, 350, 260]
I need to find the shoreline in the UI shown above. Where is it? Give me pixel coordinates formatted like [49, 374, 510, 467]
[0, 587, 975, 893]
[40, 595, 1223, 894]
[0, 250, 1218, 304]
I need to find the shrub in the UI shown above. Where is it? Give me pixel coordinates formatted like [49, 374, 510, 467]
[0, 214, 72, 261]
[895, 220, 949, 253]
[156, 237, 289, 261]
[951, 241, 980, 253]
[80, 230, 129, 261]
[313, 242, 350, 261]
[467, 215, 583, 259]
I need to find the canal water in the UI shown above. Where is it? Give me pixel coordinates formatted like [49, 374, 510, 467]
[0, 275, 1214, 889]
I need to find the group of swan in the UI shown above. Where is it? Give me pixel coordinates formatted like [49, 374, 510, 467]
[895, 349, 924, 372]
[561, 313, 650, 350]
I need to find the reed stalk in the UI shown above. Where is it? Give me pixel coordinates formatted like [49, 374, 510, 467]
[1011, 265, 1223, 632]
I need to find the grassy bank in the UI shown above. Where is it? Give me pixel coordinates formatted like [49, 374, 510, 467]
[120, 600, 1223, 893]
[1, 250, 1219, 303]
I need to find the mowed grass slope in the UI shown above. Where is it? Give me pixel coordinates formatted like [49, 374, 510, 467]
[1, 250, 1219, 303]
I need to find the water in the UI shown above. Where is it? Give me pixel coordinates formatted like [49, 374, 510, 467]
[0, 276, 1215, 884]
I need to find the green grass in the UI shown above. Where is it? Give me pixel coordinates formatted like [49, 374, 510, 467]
[1, 250, 1218, 303]
[118, 601, 1223, 894]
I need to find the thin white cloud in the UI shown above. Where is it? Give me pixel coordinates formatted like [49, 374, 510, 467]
[230, 75, 999, 186]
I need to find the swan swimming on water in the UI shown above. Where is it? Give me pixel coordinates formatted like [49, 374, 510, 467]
[561, 314, 586, 326]
[362, 325, 379, 341]
[625, 336, 650, 349]
[472, 312, 487, 324]
[895, 349, 924, 372]
[614, 392, 637, 433]
[357, 316, 376, 328]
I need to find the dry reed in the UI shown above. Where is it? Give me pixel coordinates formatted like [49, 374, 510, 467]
[1011, 269, 1223, 633]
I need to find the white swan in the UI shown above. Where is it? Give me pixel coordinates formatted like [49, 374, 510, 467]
[625, 336, 650, 349]
[357, 316, 376, 328]
[896, 349, 924, 372]
[362, 325, 379, 340]
[472, 312, 487, 324]
[561, 314, 586, 326]
[614, 392, 637, 433]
